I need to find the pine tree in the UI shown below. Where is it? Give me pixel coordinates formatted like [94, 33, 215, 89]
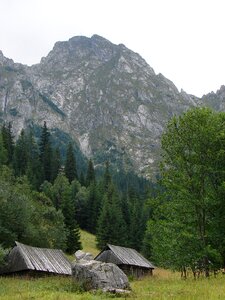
[126, 188, 146, 251]
[13, 129, 29, 176]
[103, 161, 111, 191]
[62, 191, 82, 253]
[52, 173, 82, 253]
[51, 147, 61, 182]
[86, 159, 95, 186]
[128, 199, 145, 251]
[39, 122, 52, 182]
[64, 142, 77, 183]
[26, 132, 43, 189]
[96, 194, 112, 249]
[86, 181, 101, 233]
[0, 131, 7, 167]
[1, 122, 14, 165]
[96, 182, 127, 249]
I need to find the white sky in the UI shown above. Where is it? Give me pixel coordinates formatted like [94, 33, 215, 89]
[1, 0, 225, 97]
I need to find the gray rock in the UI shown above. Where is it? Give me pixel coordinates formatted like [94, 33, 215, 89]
[74, 250, 94, 261]
[83, 253, 94, 261]
[72, 259, 130, 292]
[74, 250, 86, 260]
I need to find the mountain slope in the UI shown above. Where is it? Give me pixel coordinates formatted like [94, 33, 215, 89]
[0, 35, 214, 177]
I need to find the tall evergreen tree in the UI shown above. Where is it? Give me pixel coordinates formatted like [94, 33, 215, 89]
[26, 132, 43, 189]
[86, 181, 102, 233]
[51, 173, 82, 253]
[128, 198, 145, 251]
[51, 147, 61, 182]
[13, 129, 28, 176]
[61, 188, 82, 253]
[39, 122, 52, 182]
[86, 159, 95, 186]
[1, 122, 14, 165]
[64, 142, 77, 183]
[103, 160, 111, 191]
[0, 132, 7, 167]
[96, 182, 127, 249]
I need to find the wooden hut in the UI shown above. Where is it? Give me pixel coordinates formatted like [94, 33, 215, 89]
[95, 244, 155, 278]
[0, 241, 72, 276]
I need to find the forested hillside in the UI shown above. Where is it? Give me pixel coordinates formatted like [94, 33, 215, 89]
[0, 121, 153, 261]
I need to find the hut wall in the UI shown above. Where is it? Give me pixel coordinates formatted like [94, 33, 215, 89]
[119, 265, 153, 278]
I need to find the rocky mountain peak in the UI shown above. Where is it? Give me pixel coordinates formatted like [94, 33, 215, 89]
[40, 35, 117, 69]
[0, 35, 223, 177]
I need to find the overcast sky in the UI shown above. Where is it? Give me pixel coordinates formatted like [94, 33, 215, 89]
[1, 0, 225, 97]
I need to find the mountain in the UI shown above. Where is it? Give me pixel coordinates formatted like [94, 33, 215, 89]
[0, 35, 222, 177]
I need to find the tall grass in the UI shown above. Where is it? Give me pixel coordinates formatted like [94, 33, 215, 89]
[130, 268, 225, 300]
[1, 270, 225, 299]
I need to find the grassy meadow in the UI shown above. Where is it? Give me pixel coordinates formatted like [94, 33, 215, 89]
[1, 231, 225, 299]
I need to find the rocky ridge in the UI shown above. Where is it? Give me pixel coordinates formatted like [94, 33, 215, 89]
[0, 35, 223, 177]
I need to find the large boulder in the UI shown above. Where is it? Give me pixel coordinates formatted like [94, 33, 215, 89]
[72, 259, 130, 293]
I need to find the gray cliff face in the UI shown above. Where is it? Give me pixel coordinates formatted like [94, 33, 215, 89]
[0, 35, 208, 177]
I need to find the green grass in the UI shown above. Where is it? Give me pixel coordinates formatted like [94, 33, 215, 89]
[1, 269, 225, 299]
[80, 230, 99, 257]
[130, 268, 225, 299]
[1, 232, 225, 299]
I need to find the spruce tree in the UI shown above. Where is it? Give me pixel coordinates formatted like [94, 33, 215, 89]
[128, 199, 145, 251]
[26, 132, 43, 189]
[96, 194, 112, 249]
[103, 160, 111, 191]
[52, 173, 82, 253]
[64, 142, 77, 183]
[39, 122, 52, 182]
[62, 191, 82, 253]
[96, 182, 127, 249]
[86, 181, 101, 233]
[86, 159, 95, 186]
[13, 129, 28, 176]
[1, 122, 14, 165]
[51, 147, 61, 182]
[0, 132, 7, 167]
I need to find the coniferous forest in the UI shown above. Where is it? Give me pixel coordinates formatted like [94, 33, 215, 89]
[0, 121, 152, 261]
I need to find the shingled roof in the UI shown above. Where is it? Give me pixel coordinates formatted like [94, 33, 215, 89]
[0, 241, 72, 275]
[95, 244, 155, 269]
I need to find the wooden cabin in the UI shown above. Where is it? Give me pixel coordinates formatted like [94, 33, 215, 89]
[95, 244, 155, 278]
[0, 241, 72, 276]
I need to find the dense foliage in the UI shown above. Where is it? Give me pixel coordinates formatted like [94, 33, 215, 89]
[144, 108, 225, 277]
